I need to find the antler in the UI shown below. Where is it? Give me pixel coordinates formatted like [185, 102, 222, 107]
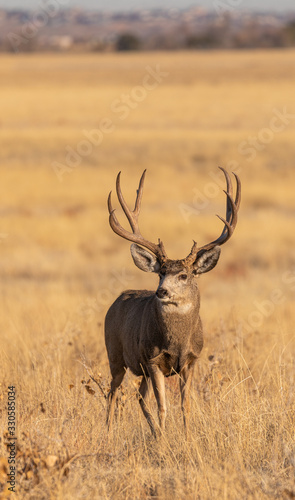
[185, 167, 241, 264]
[108, 170, 167, 262]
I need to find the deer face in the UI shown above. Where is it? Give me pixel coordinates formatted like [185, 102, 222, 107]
[130, 243, 221, 309]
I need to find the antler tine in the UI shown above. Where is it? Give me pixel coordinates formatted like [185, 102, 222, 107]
[133, 169, 146, 216]
[116, 171, 138, 234]
[108, 190, 132, 239]
[220, 168, 241, 226]
[219, 166, 233, 224]
[108, 171, 167, 262]
[216, 189, 237, 240]
[233, 172, 241, 211]
[115, 170, 147, 232]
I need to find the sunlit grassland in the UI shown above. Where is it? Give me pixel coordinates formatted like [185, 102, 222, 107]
[0, 49, 295, 499]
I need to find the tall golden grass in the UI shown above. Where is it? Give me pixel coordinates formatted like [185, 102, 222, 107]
[0, 49, 295, 499]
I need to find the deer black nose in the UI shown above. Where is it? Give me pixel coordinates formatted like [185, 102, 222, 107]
[156, 288, 168, 299]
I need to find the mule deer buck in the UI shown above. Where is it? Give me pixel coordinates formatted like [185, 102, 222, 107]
[105, 168, 241, 436]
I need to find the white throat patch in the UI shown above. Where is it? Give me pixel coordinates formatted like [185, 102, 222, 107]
[159, 301, 193, 314]
[177, 302, 193, 314]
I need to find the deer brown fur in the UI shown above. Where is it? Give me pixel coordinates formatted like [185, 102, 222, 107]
[104, 168, 241, 436]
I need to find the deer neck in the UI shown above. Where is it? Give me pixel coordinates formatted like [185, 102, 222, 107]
[154, 291, 200, 337]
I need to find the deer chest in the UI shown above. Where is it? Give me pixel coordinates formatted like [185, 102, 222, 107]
[152, 350, 193, 377]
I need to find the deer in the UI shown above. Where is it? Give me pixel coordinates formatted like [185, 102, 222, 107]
[104, 167, 241, 436]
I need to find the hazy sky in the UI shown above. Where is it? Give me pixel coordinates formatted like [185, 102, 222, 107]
[0, 0, 294, 11]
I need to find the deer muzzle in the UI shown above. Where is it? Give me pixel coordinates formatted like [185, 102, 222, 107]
[156, 287, 170, 300]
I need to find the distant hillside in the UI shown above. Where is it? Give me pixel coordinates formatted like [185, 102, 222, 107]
[0, 7, 295, 52]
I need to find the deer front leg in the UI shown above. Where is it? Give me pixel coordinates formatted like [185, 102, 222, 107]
[148, 363, 166, 434]
[106, 368, 125, 431]
[138, 376, 157, 436]
[179, 362, 195, 433]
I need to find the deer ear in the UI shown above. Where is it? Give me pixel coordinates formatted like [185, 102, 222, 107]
[130, 244, 161, 273]
[193, 246, 221, 275]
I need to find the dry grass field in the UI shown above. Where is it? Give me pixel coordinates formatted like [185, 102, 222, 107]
[0, 49, 295, 499]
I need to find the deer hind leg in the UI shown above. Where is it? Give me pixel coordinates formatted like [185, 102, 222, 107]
[149, 364, 166, 434]
[179, 362, 195, 434]
[106, 368, 125, 431]
[138, 376, 157, 436]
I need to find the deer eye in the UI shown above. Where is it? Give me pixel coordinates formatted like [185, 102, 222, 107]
[178, 273, 188, 281]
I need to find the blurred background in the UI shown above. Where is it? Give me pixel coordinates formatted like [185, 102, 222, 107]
[1, 1, 295, 51]
[0, 2, 295, 497]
